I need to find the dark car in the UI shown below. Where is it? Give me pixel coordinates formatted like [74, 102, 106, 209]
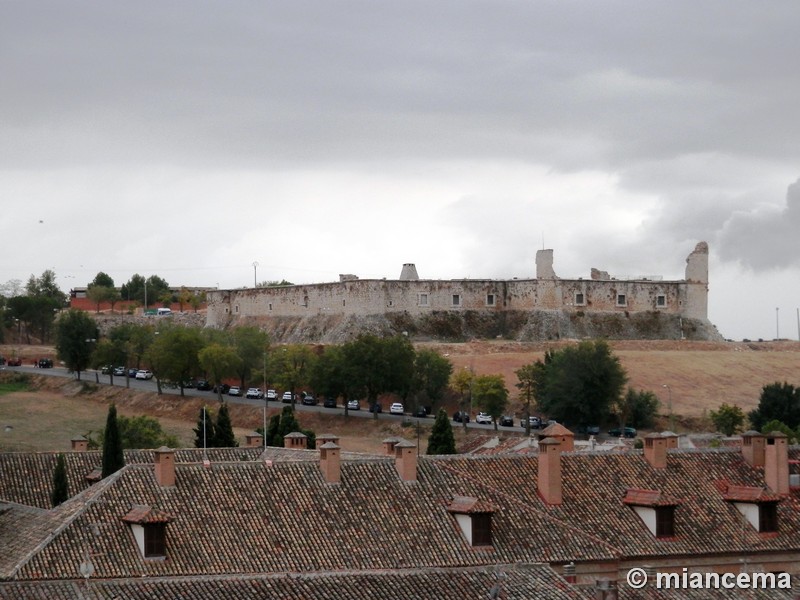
[7, 357, 21, 366]
[213, 383, 231, 395]
[500, 415, 515, 427]
[301, 394, 318, 406]
[452, 411, 470, 423]
[128, 368, 139, 378]
[413, 406, 428, 418]
[578, 425, 601, 435]
[323, 397, 337, 408]
[196, 379, 212, 391]
[38, 358, 54, 368]
[608, 426, 637, 438]
[369, 402, 382, 413]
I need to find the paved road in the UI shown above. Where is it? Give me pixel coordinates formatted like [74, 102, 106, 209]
[6, 364, 533, 431]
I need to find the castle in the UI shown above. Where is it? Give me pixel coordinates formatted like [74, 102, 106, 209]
[206, 242, 719, 343]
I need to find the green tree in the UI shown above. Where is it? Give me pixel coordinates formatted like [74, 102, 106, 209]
[232, 326, 270, 390]
[215, 402, 238, 447]
[50, 453, 68, 507]
[116, 415, 180, 449]
[759, 419, 799, 443]
[101, 404, 125, 478]
[473, 374, 508, 431]
[198, 342, 241, 402]
[188, 290, 206, 313]
[92, 337, 128, 385]
[120, 274, 146, 305]
[515, 362, 541, 435]
[89, 272, 115, 288]
[410, 349, 453, 414]
[709, 403, 745, 436]
[145, 325, 205, 396]
[749, 382, 800, 431]
[265, 413, 281, 446]
[272, 344, 316, 408]
[26, 269, 68, 305]
[55, 309, 99, 380]
[309, 345, 349, 407]
[146, 275, 171, 309]
[427, 408, 456, 455]
[616, 388, 661, 429]
[533, 340, 627, 427]
[450, 367, 475, 432]
[194, 406, 216, 449]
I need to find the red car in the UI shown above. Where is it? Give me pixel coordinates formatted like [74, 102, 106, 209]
[6, 357, 22, 367]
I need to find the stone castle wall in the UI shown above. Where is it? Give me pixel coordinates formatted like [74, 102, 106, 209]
[206, 242, 716, 342]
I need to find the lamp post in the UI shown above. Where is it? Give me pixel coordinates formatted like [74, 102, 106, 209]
[253, 261, 259, 288]
[662, 384, 674, 432]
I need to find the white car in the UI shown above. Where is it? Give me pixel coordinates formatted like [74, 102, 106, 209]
[347, 399, 360, 411]
[476, 412, 492, 424]
[266, 389, 277, 400]
[245, 388, 263, 399]
[228, 386, 242, 396]
[135, 369, 153, 380]
[389, 402, 404, 415]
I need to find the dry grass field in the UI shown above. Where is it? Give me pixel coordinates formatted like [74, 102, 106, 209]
[1, 339, 799, 453]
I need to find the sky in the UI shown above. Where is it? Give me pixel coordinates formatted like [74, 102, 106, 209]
[1, 1, 799, 342]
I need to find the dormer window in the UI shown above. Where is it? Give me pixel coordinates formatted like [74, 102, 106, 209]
[623, 488, 679, 539]
[446, 495, 496, 547]
[121, 505, 173, 559]
[722, 484, 781, 534]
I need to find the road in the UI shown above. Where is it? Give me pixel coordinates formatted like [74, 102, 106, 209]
[5, 364, 534, 432]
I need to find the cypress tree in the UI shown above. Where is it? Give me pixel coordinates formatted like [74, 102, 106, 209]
[101, 404, 125, 477]
[215, 402, 238, 447]
[266, 414, 281, 447]
[193, 406, 216, 449]
[51, 453, 69, 507]
[427, 408, 456, 455]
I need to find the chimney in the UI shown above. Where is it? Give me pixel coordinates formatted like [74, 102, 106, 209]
[70, 436, 89, 452]
[593, 579, 618, 600]
[394, 440, 417, 482]
[245, 432, 264, 448]
[643, 433, 667, 469]
[563, 562, 576, 584]
[316, 433, 340, 447]
[284, 431, 308, 449]
[765, 432, 789, 495]
[662, 431, 679, 450]
[539, 423, 574, 451]
[382, 437, 401, 456]
[538, 437, 562, 505]
[741, 431, 766, 468]
[154, 447, 176, 487]
[319, 442, 341, 484]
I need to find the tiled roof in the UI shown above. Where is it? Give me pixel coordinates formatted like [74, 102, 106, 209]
[622, 488, 680, 507]
[720, 483, 782, 503]
[0, 563, 591, 600]
[120, 504, 173, 524]
[446, 495, 497, 514]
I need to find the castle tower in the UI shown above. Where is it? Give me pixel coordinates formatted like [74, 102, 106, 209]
[684, 242, 709, 320]
[399, 263, 419, 280]
[535, 249, 556, 279]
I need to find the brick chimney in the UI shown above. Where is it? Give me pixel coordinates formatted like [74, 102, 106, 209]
[154, 447, 176, 487]
[319, 442, 341, 484]
[316, 433, 340, 447]
[284, 431, 308, 449]
[539, 423, 574, 451]
[765, 432, 789, 495]
[643, 433, 667, 469]
[382, 437, 401, 456]
[741, 431, 766, 468]
[245, 432, 264, 448]
[70, 436, 89, 452]
[662, 432, 679, 450]
[538, 437, 562, 505]
[394, 440, 417, 482]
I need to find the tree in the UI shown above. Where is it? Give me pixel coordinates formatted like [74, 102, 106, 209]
[145, 325, 205, 396]
[215, 402, 238, 447]
[51, 453, 68, 507]
[265, 413, 281, 447]
[450, 367, 475, 432]
[232, 326, 270, 390]
[709, 403, 745, 437]
[410, 349, 453, 414]
[264, 406, 305, 448]
[194, 406, 216, 449]
[89, 272, 115, 288]
[188, 290, 206, 313]
[533, 340, 627, 427]
[615, 388, 660, 429]
[749, 382, 800, 431]
[55, 309, 99, 380]
[101, 404, 125, 478]
[309, 345, 349, 406]
[272, 344, 316, 408]
[472, 374, 508, 430]
[26, 269, 67, 305]
[427, 408, 456, 455]
[515, 362, 541, 436]
[199, 342, 241, 402]
[116, 415, 180, 449]
[92, 338, 127, 385]
[760, 419, 799, 443]
[121, 274, 146, 305]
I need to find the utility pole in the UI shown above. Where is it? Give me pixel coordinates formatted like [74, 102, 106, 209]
[253, 261, 259, 288]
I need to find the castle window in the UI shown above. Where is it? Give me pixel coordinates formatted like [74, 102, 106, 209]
[574, 292, 585, 306]
[418, 293, 429, 307]
[342, 299, 346, 307]
[387, 300, 394, 307]
[269, 303, 273, 311]
[486, 294, 495, 306]
[303, 296, 309, 307]
[616, 294, 627, 307]
[452, 294, 461, 307]
[234, 305, 239, 313]
[656, 295, 666, 308]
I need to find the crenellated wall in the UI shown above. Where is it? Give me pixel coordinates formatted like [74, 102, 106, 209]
[206, 243, 715, 342]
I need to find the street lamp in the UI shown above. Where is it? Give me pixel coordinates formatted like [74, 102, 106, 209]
[253, 261, 259, 288]
[662, 384, 674, 432]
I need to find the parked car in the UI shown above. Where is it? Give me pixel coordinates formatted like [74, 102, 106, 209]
[213, 383, 231, 394]
[347, 399, 360, 411]
[266, 389, 278, 400]
[476, 412, 492, 425]
[389, 402, 404, 415]
[128, 368, 139, 378]
[369, 403, 383, 413]
[281, 391, 294, 403]
[246, 388, 264, 399]
[228, 386, 242, 397]
[520, 415, 541, 429]
[500, 415, 515, 427]
[608, 426, 637, 438]
[101, 365, 112, 375]
[302, 394, 318, 406]
[135, 369, 153, 380]
[113, 366, 125, 376]
[196, 379, 212, 391]
[577, 424, 601, 435]
[38, 358, 54, 369]
[323, 397, 337, 408]
[452, 411, 470, 423]
[413, 406, 428, 418]
[6, 357, 22, 367]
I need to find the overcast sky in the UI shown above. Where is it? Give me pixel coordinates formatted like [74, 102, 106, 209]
[2, 1, 799, 341]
